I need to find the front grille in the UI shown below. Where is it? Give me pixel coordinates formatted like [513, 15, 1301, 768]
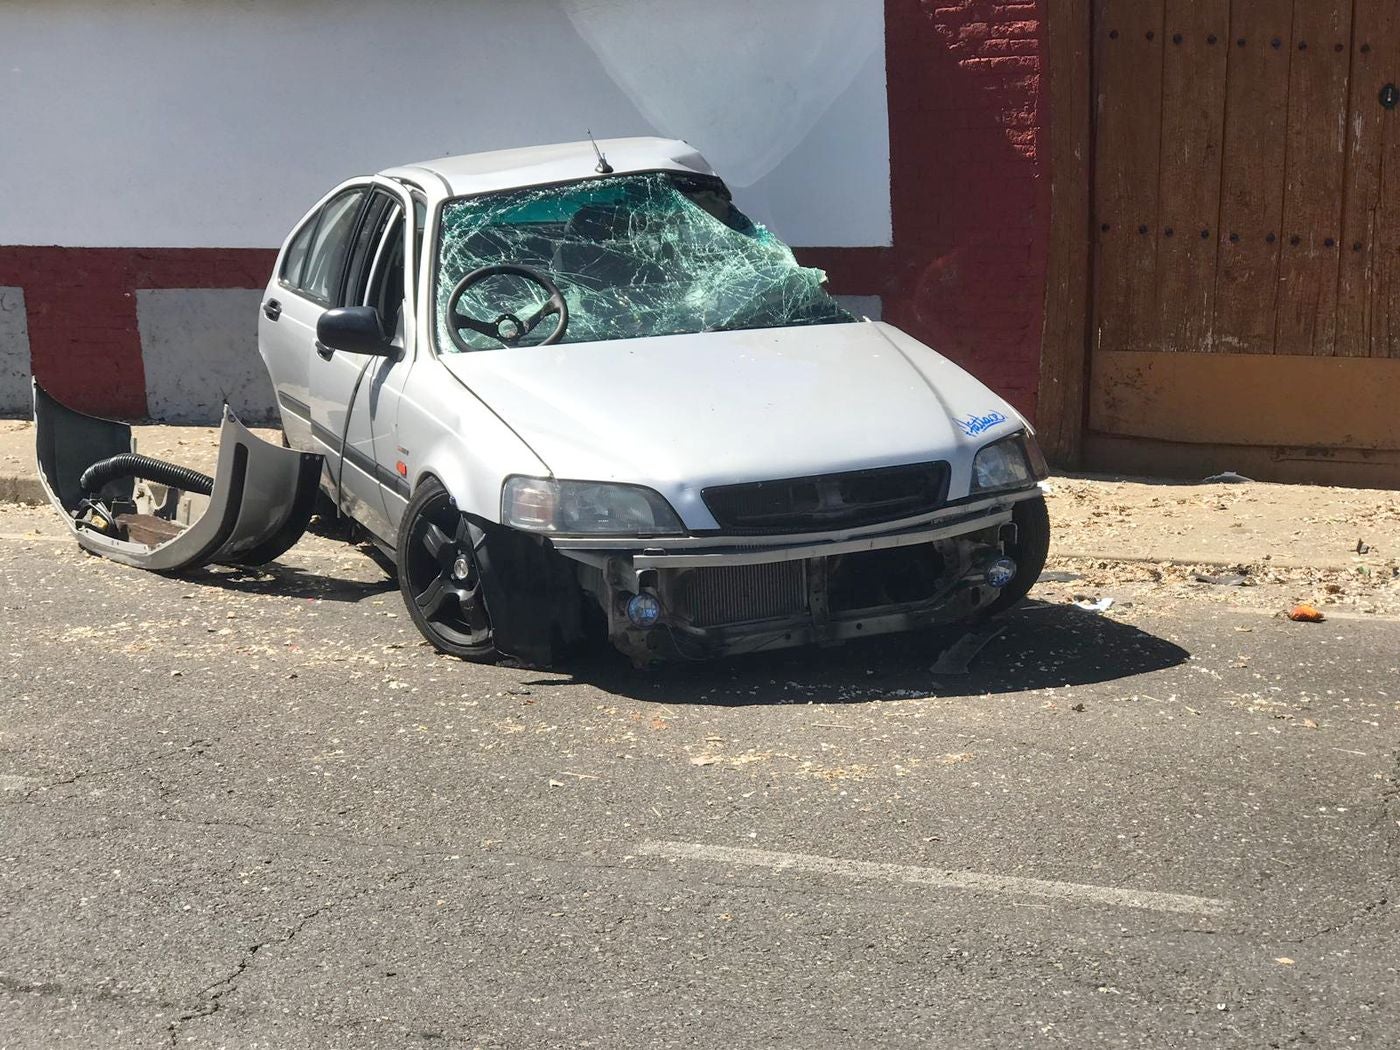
[702, 462, 950, 534]
[671, 561, 808, 628]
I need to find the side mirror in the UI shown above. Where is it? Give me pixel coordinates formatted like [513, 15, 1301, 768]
[316, 307, 396, 357]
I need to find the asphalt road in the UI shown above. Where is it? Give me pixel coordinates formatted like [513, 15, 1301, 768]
[1, 506, 1397, 1049]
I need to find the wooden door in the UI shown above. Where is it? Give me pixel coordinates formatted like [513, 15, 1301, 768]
[1086, 0, 1400, 483]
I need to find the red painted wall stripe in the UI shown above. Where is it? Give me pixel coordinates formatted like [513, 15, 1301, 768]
[0, 246, 275, 417]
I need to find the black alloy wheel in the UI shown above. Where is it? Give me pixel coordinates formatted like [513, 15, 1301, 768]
[396, 477, 496, 660]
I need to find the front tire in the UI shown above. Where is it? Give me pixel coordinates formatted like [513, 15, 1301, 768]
[984, 495, 1050, 615]
[396, 477, 497, 662]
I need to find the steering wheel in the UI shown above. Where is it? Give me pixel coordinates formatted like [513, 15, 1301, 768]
[445, 264, 569, 351]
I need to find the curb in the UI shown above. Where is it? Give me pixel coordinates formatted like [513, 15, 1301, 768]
[1049, 550, 1367, 574]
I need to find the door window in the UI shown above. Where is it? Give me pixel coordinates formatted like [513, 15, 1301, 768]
[297, 189, 368, 305]
[343, 193, 395, 305]
[365, 209, 407, 338]
[343, 191, 407, 338]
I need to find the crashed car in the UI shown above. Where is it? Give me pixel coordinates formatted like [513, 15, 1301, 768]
[39, 137, 1050, 665]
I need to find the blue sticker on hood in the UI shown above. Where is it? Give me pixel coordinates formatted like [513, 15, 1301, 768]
[956, 410, 1008, 437]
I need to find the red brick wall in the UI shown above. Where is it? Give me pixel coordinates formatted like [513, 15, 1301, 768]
[808, 0, 1050, 420]
[906, 0, 1048, 419]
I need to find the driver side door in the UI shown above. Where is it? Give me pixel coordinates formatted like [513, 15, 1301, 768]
[305, 188, 405, 542]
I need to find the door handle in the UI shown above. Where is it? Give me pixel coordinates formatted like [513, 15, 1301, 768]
[315, 340, 334, 361]
[263, 298, 282, 321]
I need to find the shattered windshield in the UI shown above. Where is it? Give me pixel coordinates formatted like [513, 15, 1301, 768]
[434, 172, 852, 351]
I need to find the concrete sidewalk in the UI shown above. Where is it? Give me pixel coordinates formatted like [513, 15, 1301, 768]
[1045, 473, 1400, 571]
[3, 417, 1398, 576]
[0, 418, 279, 505]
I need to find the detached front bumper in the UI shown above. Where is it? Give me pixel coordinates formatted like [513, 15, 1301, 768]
[33, 382, 323, 572]
[552, 491, 1040, 661]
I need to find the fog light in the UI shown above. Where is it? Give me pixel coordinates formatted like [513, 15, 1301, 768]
[985, 556, 1017, 589]
[625, 593, 663, 629]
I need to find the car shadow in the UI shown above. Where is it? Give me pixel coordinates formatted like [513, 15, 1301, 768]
[528, 602, 1190, 706]
[180, 562, 397, 604]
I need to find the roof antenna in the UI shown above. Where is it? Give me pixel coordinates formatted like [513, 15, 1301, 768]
[587, 129, 613, 174]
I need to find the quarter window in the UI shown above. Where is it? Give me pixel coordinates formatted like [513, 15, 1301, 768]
[279, 217, 317, 289]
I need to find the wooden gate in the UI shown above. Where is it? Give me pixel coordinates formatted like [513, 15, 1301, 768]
[1082, 0, 1400, 485]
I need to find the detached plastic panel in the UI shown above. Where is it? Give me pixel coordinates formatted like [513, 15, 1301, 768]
[33, 381, 323, 572]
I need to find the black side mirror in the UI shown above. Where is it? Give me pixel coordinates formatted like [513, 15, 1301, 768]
[316, 307, 396, 357]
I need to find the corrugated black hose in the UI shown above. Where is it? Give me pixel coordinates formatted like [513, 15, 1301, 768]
[79, 453, 215, 498]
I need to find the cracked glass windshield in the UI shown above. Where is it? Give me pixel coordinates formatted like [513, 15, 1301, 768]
[435, 172, 852, 351]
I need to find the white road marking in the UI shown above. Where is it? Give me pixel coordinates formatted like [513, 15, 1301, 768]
[639, 841, 1227, 917]
[0, 774, 39, 792]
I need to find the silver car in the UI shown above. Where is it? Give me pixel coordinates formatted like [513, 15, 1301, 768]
[39, 137, 1050, 666]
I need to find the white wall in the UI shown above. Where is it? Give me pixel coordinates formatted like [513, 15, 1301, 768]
[0, 289, 31, 415]
[0, 0, 890, 249]
[137, 289, 275, 423]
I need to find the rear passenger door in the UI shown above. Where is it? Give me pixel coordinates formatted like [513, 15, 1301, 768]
[261, 185, 369, 449]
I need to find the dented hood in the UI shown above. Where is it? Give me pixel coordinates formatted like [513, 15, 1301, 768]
[439, 322, 1023, 528]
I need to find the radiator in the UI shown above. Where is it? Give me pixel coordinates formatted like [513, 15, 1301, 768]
[672, 561, 809, 628]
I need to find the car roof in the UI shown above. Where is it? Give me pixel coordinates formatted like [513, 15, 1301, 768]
[381, 137, 717, 199]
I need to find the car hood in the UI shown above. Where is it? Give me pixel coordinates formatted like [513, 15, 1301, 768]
[438, 321, 1024, 529]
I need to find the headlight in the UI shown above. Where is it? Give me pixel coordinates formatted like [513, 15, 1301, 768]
[971, 432, 1047, 493]
[502, 476, 684, 536]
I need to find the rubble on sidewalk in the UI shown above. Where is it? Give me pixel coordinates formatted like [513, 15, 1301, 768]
[1044, 476, 1400, 618]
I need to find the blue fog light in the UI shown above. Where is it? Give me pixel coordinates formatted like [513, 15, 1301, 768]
[985, 556, 1017, 589]
[626, 593, 663, 629]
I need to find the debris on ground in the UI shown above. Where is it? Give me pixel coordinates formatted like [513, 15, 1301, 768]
[1073, 597, 1115, 613]
[1194, 572, 1251, 587]
[929, 624, 1006, 675]
[1287, 603, 1327, 623]
[1201, 470, 1254, 484]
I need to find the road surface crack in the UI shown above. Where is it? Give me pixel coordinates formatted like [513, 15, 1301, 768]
[7, 739, 214, 803]
[1299, 894, 1393, 943]
[165, 868, 411, 1046]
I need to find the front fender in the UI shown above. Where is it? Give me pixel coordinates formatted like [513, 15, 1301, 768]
[396, 361, 550, 522]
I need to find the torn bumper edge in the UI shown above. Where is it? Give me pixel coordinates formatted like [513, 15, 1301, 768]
[33, 381, 324, 572]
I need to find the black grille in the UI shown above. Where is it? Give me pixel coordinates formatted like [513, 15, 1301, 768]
[702, 462, 950, 534]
